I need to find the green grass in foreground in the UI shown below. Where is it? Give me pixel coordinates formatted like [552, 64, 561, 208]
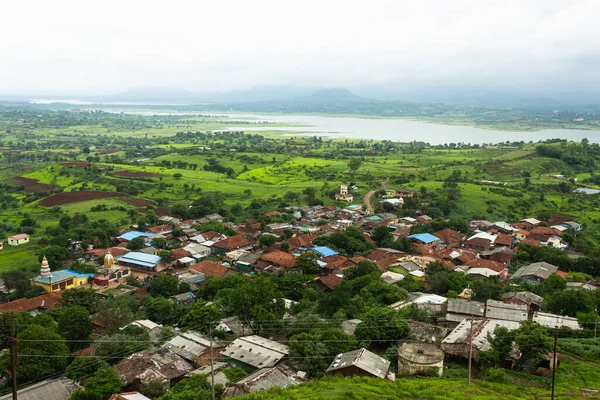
[239, 358, 600, 400]
[0, 242, 42, 273]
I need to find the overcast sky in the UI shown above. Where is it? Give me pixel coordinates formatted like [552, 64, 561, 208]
[1, 0, 599, 96]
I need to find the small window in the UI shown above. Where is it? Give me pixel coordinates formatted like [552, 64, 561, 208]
[67, 279, 74, 286]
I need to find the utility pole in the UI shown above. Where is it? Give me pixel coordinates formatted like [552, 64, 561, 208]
[468, 318, 474, 385]
[551, 328, 558, 400]
[9, 337, 18, 400]
[209, 326, 215, 400]
[594, 309, 598, 345]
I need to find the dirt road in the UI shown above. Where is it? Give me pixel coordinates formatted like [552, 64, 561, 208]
[364, 181, 387, 214]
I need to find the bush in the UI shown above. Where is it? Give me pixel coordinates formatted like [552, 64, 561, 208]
[484, 367, 512, 384]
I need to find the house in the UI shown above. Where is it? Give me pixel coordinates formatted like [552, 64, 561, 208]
[315, 274, 343, 291]
[236, 252, 261, 271]
[170, 292, 196, 305]
[465, 259, 508, 280]
[117, 252, 163, 273]
[416, 215, 433, 223]
[212, 236, 256, 255]
[400, 261, 421, 273]
[163, 332, 219, 365]
[433, 228, 464, 248]
[463, 237, 491, 252]
[222, 335, 289, 371]
[510, 262, 559, 285]
[469, 220, 492, 230]
[410, 293, 447, 315]
[0, 292, 63, 314]
[312, 246, 339, 258]
[320, 254, 352, 273]
[109, 393, 152, 400]
[441, 318, 520, 359]
[326, 348, 391, 379]
[502, 291, 543, 312]
[148, 224, 172, 235]
[493, 233, 514, 248]
[31, 257, 93, 292]
[189, 362, 231, 387]
[113, 349, 194, 389]
[223, 366, 300, 398]
[381, 271, 405, 284]
[485, 300, 528, 322]
[257, 251, 297, 272]
[401, 216, 418, 225]
[184, 243, 212, 260]
[335, 184, 354, 202]
[287, 234, 318, 250]
[406, 233, 440, 254]
[479, 247, 513, 266]
[381, 198, 404, 208]
[491, 222, 516, 233]
[0, 378, 78, 400]
[117, 231, 154, 242]
[8, 233, 30, 246]
[532, 312, 581, 330]
[397, 188, 415, 198]
[512, 230, 530, 241]
[124, 319, 163, 339]
[520, 218, 541, 229]
[445, 299, 485, 325]
[190, 260, 236, 279]
[560, 221, 582, 231]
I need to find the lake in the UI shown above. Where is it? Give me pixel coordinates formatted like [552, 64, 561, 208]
[220, 113, 599, 145]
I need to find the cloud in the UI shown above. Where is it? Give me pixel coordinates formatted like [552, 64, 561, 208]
[1, 0, 599, 95]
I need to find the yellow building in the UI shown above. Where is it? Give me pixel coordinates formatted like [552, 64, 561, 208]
[31, 257, 94, 292]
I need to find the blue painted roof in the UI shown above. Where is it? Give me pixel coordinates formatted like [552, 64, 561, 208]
[367, 215, 384, 221]
[62, 269, 95, 278]
[313, 246, 339, 258]
[407, 233, 440, 244]
[118, 231, 155, 241]
[117, 252, 161, 267]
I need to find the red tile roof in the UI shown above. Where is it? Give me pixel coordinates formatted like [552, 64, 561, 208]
[85, 247, 130, 258]
[316, 275, 342, 290]
[171, 248, 192, 259]
[264, 211, 280, 217]
[259, 251, 297, 269]
[148, 224, 171, 234]
[530, 227, 559, 236]
[190, 260, 230, 278]
[0, 292, 63, 312]
[494, 234, 513, 247]
[212, 236, 255, 250]
[321, 254, 350, 270]
[467, 258, 507, 273]
[464, 237, 491, 249]
[522, 238, 542, 246]
[367, 249, 402, 261]
[556, 270, 568, 279]
[433, 228, 463, 245]
[288, 234, 319, 250]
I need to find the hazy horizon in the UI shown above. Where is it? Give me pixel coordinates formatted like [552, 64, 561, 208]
[2, 0, 599, 100]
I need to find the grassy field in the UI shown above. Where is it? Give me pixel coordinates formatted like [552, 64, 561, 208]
[239, 357, 600, 399]
[0, 242, 43, 273]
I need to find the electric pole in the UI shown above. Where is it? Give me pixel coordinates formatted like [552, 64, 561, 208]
[209, 326, 215, 400]
[9, 337, 18, 400]
[468, 318, 473, 385]
[551, 328, 558, 400]
[594, 309, 598, 345]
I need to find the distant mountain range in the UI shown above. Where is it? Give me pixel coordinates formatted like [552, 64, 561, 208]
[4, 85, 600, 110]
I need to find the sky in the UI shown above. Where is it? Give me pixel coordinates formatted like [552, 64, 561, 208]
[1, 0, 599, 96]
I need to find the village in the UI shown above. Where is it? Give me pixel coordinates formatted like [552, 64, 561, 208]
[0, 184, 597, 400]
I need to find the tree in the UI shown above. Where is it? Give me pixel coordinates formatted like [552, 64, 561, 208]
[372, 226, 392, 247]
[58, 306, 92, 350]
[158, 249, 176, 264]
[39, 245, 70, 269]
[15, 325, 69, 382]
[535, 273, 566, 296]
[289, 329, 357, 376]
[296, 252, 320, 275]
[66, 357, 109, 381]
[126, 236, 146, 251]
[160, 374, 219, 400]
[344, 260, 380, 280]
[94, 297, 134, 334]
[514, 321, 552, 366]
[60, 288, 99, 313]
[487, 325, 516, 364]
[545, 289, 594, 317]
[258, 234, 277, 248]
[71, 367, 123, 400]
[146, 297, 177, 325]
[216, 276, 284, 335]
[471, 276, 504, 302]
[179, 301, 222, 333]
[152, 237, 168, 249]
[93, 329, 150, 359]
[150, 274, 180, 297]
[173, 172, 183, 180]
[355, 307, 409, 345]
[1, 270, 34, 298]
[348, 158, 362, 174]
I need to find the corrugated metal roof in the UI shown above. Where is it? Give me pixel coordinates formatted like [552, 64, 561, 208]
[118, 231, 155, 241]
[118, 252, 161, 267]
[313, 246, 339, 257]
[235, 366, 297, 392]
[532, 312, 581, 330]
[223, 336, 289, 368]
[327, 348, 390, 379]
[0, 378, 73, 400]
[165, 335, 209, 361]
[447, 299, 485, 316]
[442, 318, 520, 351]
[486, 300, 528, 322]
[407, 233, 440, 244]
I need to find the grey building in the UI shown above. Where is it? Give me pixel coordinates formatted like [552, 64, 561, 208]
[327, 348, 391, 379]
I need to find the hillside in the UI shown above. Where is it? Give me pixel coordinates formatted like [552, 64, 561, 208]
[239, 359, 600, 399]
